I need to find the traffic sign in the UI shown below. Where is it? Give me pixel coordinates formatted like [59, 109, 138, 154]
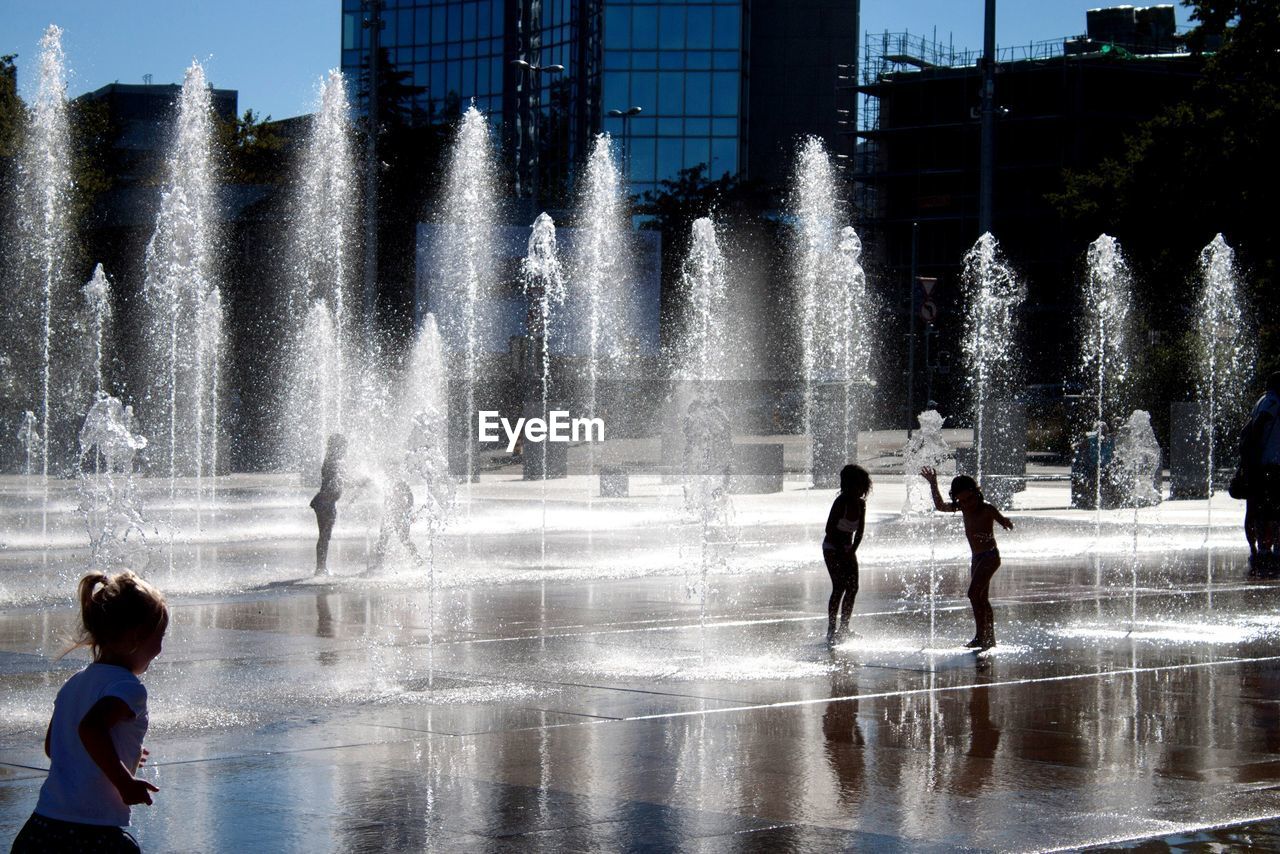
[920, 300, 937, 323]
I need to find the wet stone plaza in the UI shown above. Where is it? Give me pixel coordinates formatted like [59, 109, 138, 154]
[3, 469, 1280, 852]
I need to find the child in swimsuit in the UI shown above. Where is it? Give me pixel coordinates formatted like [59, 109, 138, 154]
[920, 467, 1013, 650]
[822, 464, 870, 644]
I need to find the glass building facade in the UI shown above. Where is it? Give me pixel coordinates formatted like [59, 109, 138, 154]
[341, 1, 855, 198]
[599, 1, 742, 197]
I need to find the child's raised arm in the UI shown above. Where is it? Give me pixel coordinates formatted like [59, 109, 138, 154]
[920, 467, 956, 512]
[78, 696, 159, 806]
[990, 505, 1014, 531]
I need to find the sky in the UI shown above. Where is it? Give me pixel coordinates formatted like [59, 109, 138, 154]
[1, 1, 1195, 120]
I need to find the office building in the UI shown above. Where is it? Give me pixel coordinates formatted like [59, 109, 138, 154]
[339, 0, 859, 197]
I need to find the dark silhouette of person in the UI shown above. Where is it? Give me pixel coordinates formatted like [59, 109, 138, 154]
[1241, 371, 1280, 575]
[921, 467, 1013, 650]
[310, 433, 347, 576]
[372, 478, 422, 573]
[823, 464, 870, 644]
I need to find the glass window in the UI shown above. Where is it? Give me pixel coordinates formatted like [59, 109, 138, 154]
[605, 6, 630, 49]
[413, 63, 429, 88]
[659, 7, 685, 50]
[604, 51, 629, 70]
[712, 71, 738, 116]
[658, 72, 683, 114]
[686, 51, 711, 70]
[630, 116, 656, 136]
[657, 118, 682, 136]
[603, 73, 628, 111]
[479, 2, 492, 38]
[432, 6, 446, 42]
[399, 9, 414, 43]
[465, 4, 478, 40]
[448, 3, 462, 40]
[382, 12, 398, 43]
[630, 72, 657, 114]
[343, 13, 358, 51]
[447, 61, 461, 95]
[687, 6, 712, 50]
[684, 138, 710, 171]
[714, 7, 740, 48]
[493, 2, 504, 36]
[685, 72, 711, 115]
[658, 52, 684, 70]
[657, 138, 682, 181]
[414, 46, 429, 62]
[712, 117, 737, 136]
[630, 51, 657, 69]
[478, 57, 490, 94]
[632, 7, 658, 50]
[685, 117, 710, 136]
[713, 50, 738, 70]
[631, 137, 656, 184]
[711, 138, 737, 176]
[432, 63, 445, 98]
[446, 42, 461, 59]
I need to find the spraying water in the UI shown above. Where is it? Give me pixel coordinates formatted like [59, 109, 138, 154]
[78, 394, 148, 572]
[437, 106, 499, 489]
[1194, 235, 1252, 529]
[142, 61, 223, 500]
[522, 213, 567, 564]
[285, 70, 356, 469]
[82, 265, 112, 395]
[673, 218, 734, 616]
[17, 412, 40, 478]
[575, 134, 628, 487]
[901, 409, 951, 645]
[960, 233, 1024, 487]
[14, 26, 72, 528]
[1081, 235, 1134, 529]
[792, 139, 871, 483]
[1112, 410, 1161, 629]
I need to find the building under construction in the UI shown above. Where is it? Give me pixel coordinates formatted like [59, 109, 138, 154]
[851, 5, 1200, 416]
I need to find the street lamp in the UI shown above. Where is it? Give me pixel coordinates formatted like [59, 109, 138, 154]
[606, 106, 642, 184]
[510, 59, 565, 210]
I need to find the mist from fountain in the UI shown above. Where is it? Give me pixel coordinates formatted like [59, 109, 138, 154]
[78, 394, 148, 572]
[1081, 234, 1134, 528]
[901, 409, 951, 644]
[960, 233, 1025, 486]
[1112, 409, 1161, 628]
[437, 106, 499, 489]
[17, 412, 40, 478]
[1195, 234, 1253, 525]
[12, 25, 73, 533]
[82, 264, 112, 395]
[141, 60, 223, 500]
[283, 70, 357, 471]
[522, 213, 567, 564]
[673, 217, 734, 614]
[792, 139, 872, 483]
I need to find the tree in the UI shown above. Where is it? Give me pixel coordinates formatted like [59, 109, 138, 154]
[0, 54, 22, 161]
[1051, 0, 1280, 390]
[221, 109, 288, 185]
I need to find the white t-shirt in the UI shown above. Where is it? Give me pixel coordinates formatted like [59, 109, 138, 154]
[35, 662, 148, 826]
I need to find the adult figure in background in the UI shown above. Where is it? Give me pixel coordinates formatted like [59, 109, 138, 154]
[1242, 371, 1280, 574]
[310, 433, 347, 576]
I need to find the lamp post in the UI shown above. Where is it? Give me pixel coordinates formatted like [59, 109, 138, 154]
[510, 59, 564, 212]
[361, 0, 385, 336]
[606, 106, 642, 183]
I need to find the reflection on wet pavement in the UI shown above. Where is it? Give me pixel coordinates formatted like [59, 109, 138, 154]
[2, 546, 1279, 851]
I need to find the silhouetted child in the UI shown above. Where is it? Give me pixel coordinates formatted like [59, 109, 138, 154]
[310, 433, 347, 576]
[921, 467, 1013, 650]
[372, 478, 422, 573]
[12, 571, 168, 853]
[823, 464, 870, 644]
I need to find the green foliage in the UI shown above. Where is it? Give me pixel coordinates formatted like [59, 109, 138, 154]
[0, 54, 23, 160]
[1051, 0, 1280, 384]
[221, 108, 288, 185]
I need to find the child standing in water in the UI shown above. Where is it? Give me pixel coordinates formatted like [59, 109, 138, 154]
[12, 571, 167, 853]
[310, 433, 347, 576]
[920, 467, 1013, 650]
[823, 464, 870, 644]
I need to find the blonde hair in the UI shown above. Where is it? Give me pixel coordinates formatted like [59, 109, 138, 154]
[72, 571, 168, 658]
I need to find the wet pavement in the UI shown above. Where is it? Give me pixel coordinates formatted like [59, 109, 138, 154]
[1, 540, 1279, 851]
